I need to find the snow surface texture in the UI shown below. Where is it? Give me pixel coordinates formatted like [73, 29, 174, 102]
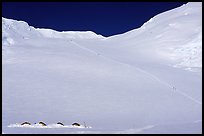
[2, 2, 202, 134]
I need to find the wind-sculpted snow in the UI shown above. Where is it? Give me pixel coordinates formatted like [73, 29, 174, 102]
[2, 2, 202, 134]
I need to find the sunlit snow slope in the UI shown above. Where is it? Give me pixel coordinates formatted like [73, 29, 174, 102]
[2, 2, 202, 134]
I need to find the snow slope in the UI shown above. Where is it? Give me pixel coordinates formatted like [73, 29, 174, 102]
[2, 2, 202, 134]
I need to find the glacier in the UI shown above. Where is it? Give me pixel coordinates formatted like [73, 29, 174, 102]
[2, 2, 202, 134]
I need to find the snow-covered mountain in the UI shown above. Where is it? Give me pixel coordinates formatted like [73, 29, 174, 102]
[105, 2, 202, 71]
[2, 2, 202, 134]
[2, 17, 104, 45]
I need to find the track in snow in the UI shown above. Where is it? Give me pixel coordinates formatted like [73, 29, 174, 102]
[71, 42, 202, 105]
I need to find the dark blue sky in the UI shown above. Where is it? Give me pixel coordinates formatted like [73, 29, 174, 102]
[2, 2, 187, 37]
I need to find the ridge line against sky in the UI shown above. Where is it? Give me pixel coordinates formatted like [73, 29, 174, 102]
[2, 2, 188, 37]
